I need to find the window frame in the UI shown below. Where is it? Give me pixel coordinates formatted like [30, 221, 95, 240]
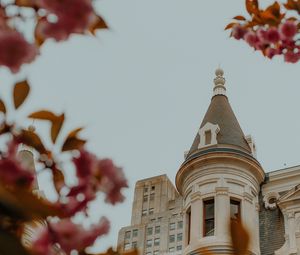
[203, 198, 215, 237]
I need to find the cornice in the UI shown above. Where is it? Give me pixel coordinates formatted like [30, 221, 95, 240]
[176, 149, 265, 195]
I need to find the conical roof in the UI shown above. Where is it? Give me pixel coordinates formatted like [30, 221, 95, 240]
[186, 69, 251, 159]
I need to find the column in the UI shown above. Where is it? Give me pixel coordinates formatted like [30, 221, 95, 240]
[287, 212, 297, 254]
[190, 191, 202, 243]
[215, 187, 230, 240]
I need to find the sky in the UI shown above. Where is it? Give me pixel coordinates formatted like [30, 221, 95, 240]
[1, 0, 300, 252]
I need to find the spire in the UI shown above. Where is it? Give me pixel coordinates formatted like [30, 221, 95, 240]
[213, 68, 226, 96]
[185, 68, 252, 160]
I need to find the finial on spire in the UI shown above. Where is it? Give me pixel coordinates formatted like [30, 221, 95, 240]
[213, 68, 226, 96]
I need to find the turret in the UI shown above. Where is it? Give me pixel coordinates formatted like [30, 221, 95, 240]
[176, 69, 265, 255]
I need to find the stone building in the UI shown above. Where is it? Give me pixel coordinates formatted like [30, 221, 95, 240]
[117, 69, 300, 255]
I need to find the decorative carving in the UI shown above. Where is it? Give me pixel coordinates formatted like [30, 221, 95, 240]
[263, 191, 279, 210]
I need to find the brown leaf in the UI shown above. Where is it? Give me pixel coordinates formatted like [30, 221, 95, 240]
[34, 17, 46, 46]
[52, 166, 65, 194]
[13, 80, 30, 109]
[225, 22, 237, 30]
[28, 110, 65, 144]
[233, 15, 246, 21]
[15, 0, 37, 8]
[61, 127, 86, 152]
[246, 0, 259, 15]
[28, 110, 57, 121]
[0, 98, 6, 114]
[89, 15, 108, 35]
[17, 129, 47, 154]
[0, 185, 60, 221]
[0, 229, 30, 255]
[51, 113, 64, 143]
[62, 137, 86, 152]
[230, 220, 250, 255]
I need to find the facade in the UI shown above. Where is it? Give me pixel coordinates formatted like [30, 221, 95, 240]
[117, 69, 300, 255]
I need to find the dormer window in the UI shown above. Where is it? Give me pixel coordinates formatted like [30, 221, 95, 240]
[205, 130, 212, 145]
[198, 122, 220, 149]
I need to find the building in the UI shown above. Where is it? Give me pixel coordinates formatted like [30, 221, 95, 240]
[117, 69, 300, 255]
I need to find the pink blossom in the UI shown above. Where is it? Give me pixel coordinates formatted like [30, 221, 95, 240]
[37, 0, 96, 41]
[0, 140, 34, 188]
[231, 25, 247, 40]
[0, 30, 38, 73]
[257, 28, 268, 43]
[73, 149, 97, 181]
[266, 27, 280, 43]
[31, 219, 109, 255]
[244, 31, 260, 48]
[50, 218, 109, 254]
[265, 47, 279, 59]
[96, 159, 128, 204]
[279, 21, 298, 40]
[31, 228, 53, 255]
[284, 50, 300, 63]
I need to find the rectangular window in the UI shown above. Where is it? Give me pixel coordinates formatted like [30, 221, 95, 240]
[144, 187, 148, 193]
[142, 209, 147, 216]
[149, 208, 154, 215]
[132, 242, 137, 248]
[230, 199, 241, 221]
[151, 185, 155, 191]
[203, 199, 215, 237]
[150, 193, 155, 201]
[169, 222, 175, 230]
[187, 209, 191, 244]
[143, 195, 148, 202]
[178, 221, 183, 229]
[132, 229, 138, 237]
[147, 227, 153, 235]
[154, 238, 160, 246]
[124, 243, 130, 250]
[177, 233, 182, 242]
[169, 235, 175, 243]
[205, 130, 212, 145]
[177, 245, 182, 251]
[125, 231, 131, 239]
[146, 240, 152, 248]
[169, 247, 175, 252]
[155, 226, 160, 234]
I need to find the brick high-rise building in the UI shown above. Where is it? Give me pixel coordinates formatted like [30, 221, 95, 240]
[117, 69, 300, 255]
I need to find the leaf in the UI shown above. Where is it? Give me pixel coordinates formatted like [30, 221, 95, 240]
[34, 17, 46, 46]
[230, 220, 249, 255]
[28, 110, 57, 121]
[89, 15, 108, 35]
[0, 123, 11, 136]
[0, 229, 30, 255]
[61, 127, 86, 152]
[13, 80, 30, 109]
[225, 22, 237, 30]
[0, 185, 60, 221]
[17, 129, 47, 154]
[52, 166, 65, 194]
[15, 0, 37, 8]
[233, 15, 246, 21]
[0, 99, 6, 114]
[51, 113, 64, 143]
[246, 0, 259, 15]
[29, 110, 65, 144]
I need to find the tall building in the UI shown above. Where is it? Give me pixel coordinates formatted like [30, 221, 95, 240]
[117, 69, 300, 255]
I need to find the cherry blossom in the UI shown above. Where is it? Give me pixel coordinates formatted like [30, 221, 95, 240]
[0, 30, 38, 73]
[0, 140, 34, 188]
[31, 218, 110, 255]
[232, 25, 247, 40]
[279, 21, 297, 40]
[37, 0, 97, 41]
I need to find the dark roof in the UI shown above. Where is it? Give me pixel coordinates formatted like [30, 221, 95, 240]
[186, 94, 251, 159]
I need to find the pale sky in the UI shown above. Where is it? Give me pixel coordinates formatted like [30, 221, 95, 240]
[1, 0, 300, 252]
